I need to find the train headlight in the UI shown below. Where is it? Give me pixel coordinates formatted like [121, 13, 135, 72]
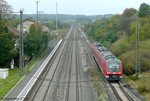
[112, 72, 116, 74]
[107, 72, 110, 74]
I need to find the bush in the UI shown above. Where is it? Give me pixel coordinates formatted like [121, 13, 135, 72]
[129, 74, 139, 80]
[140, 49, 150, 71]
[103, 40, 110, 48]
[124, 63, 135, 75]
[111, 35, 131, 56]
[119, 51, 136, 75]
[138, 85, 149, 93]
[137, 78, 150, 93]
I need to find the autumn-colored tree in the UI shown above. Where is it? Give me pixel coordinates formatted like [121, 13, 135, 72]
[0, 0, 12, 19]
[122, 8, 137, 17]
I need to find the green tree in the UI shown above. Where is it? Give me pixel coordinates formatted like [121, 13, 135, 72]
[0, 33, 17, 66]
[47, 20, 56, 30]
[139, 3, 150, 18]
[130, 17, 150, 41]
[24, 24, 49, 57]
[0, 0, 17, 67]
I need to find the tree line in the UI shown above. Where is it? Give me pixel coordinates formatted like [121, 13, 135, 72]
[85, 3, 150, 75]
[0, 0, 49, 68]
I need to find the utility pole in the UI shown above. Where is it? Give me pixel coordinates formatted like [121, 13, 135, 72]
[104, 15, 107, 34]
[56, 1, 58, 36]
[135, 11, 140, 76]
[39, 11, 43, 35]
[36, 1, 39, 35]
[19, 9, 24, 75]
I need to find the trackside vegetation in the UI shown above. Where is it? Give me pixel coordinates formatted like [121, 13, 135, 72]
[89, 68, 109, 101]
[84, 3, 150, 100]
[0, 0, 17, 68]
[0, 46, 52, 100]
[0, 68, 21, 99]
[0, 0, 50, 99]
[24, 23, 49, 57]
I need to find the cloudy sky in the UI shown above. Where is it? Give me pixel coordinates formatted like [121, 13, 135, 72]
[6, 0, 150, 15]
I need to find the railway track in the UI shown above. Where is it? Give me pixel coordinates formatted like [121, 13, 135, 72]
[93, 53, 136, 101]
[75, 30, 82, 101]
[64, 31, 74, 101]
[13, 39, 62, 101]
[118, 82, 135, 101]
[26, 26, 73, 101]
[92, 47, 137, 101]
[64, 27, 83, 101]
[24, 25, 98, 101]
[110, 82, 134, 101]
[76, 39, 81, 101]
[27, 38, 66, 101]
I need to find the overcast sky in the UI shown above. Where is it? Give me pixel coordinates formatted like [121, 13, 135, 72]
[6, 0, 150, 15]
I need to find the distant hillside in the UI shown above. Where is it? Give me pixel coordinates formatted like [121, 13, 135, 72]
[14, 14, 113, 23]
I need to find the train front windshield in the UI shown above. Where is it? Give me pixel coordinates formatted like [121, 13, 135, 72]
[108, 60, 120, 72]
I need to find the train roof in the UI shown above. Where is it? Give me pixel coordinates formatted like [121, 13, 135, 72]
[107, 58, 121, 63]
[101, 51, 111, 56]
[103, 53, 116, 60]
[97, 47, 108, 52]
[103, 52, 113, 56]
[93, 42, 121, 61]
[105, 55, 116, 60]
[94, 41, 101, 45]
[94, 42, 103, 47]
[96, 44, 103, 47]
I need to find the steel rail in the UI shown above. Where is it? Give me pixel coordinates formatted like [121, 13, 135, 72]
[30, 28, 73, 101]
[29, 40, 64, 100]
[65, 29, 74, 101]
[15, 39, 62, 101]
[51, 38, 70, 101]
[109, 83, 123, 101]
[75, 32, 80, 101]
[118, 82, 134, 101]
[42, 42, 66, 101]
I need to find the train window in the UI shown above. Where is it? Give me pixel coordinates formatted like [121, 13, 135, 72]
[105, 55, 116, 60]
[95, 42, 102, 47]
[96, 44, 102, 47]
[97, 47, 107, 52]
[108, 60, 120, 72]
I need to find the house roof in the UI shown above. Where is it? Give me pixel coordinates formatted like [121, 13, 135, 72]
[22, 18, 37, 23]
[17, 18, 50, 33]
[7, 26, 20, 37]
[16, 18, 37, 26]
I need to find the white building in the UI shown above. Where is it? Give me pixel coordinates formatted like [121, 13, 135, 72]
[17, 19, 50, 33]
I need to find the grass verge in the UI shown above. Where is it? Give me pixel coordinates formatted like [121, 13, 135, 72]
[89, 68, 109, 101]
[0, 68, 21, 99]
[0, 47, 50, 100]
[124, 72, 150, 101]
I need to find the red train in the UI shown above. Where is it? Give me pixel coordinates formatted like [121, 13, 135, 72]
[91, 42, 123, 81]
